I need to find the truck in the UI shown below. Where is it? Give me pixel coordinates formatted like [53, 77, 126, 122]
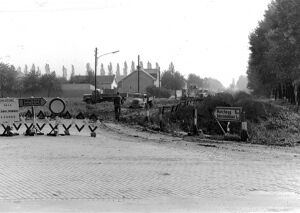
[83, 89, 127, 104]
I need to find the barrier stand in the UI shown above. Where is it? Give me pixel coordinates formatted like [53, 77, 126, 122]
[89, 123, 97, 137]
[1, 123, 16, 136]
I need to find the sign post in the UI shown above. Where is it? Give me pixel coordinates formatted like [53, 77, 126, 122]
[19, 97, 47, 135]
[19, 97, 47, 108]
[0, 98, 20, 124]
[213, 106, 248, 141]
[213, 107, 242, 122]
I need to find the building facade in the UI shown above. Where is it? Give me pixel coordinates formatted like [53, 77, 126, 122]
[117, 70, 155, 94]
[96, 75, 117, 90]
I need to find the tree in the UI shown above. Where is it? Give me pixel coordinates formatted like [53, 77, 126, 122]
[187, 73, 203, 88]
[30, 64, 36, 73]
[100, 63, 105, 75]
[70, 65, 75, 82]
[40, 71, 61, 97]
[161, 69, 185, 99]
[247, 0, 300, 101]
[131, 61, 135, 73]
[0, 63, 17, 97]
[168, 62, 175, 72]
[155, 62, 160, 69]
[14, 76, 24, 97]
[123, 61, 128, 76]
[24, 64, 28, 75]
[139, 61, 144, 69]
[229, 78, 236, 90]
[147, 61, 152, 69]
[108, 62, 113, 75]
[86, 63, 94, 84]
[23, 64, 41, 96]
[116, 63, 120, 77]
[16, 66, 22, 73]
[236, 75, 249, 92]
[62, 65, 67, 80]
[45, 64, 50, 74]
[203, 77, 225, 92]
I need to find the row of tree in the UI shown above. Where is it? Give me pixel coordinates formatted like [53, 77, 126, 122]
[0, 60, 226, 98]
[247, 0, 300, 103]
[17, 61, 161, 83]
[0, 63, 62, 97]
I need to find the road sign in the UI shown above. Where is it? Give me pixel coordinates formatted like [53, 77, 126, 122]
[49, 98, 66, 115]
[0, 98, 20, 123]
[19, 97, 47, 107]
[214, 107, 242, 122]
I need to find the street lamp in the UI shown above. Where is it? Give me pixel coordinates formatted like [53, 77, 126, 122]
[94, 48, 119, 97]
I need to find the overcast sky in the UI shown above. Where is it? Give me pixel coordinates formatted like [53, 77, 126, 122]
[0, 0, 272, 87]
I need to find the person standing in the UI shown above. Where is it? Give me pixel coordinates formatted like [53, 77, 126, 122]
[114, 92, 122, 121]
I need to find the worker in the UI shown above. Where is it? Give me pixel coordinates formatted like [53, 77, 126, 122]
[114, 92, 122, 121]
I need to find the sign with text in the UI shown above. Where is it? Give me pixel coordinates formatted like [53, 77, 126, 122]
[0, 98, 20, 123]
[214, 107, 242, 122]
[19, 97, 47, 107]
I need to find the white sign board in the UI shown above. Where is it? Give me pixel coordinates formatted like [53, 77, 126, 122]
[0, 98, 20, 124]
[214, 107, 242, 122]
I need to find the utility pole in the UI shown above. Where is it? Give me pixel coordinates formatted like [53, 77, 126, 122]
[94, 47, 98, 97]
[137, 55, 140, 93]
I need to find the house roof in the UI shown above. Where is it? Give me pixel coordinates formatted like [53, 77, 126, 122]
[119, 69, 155, 83]
[116, 75, 125, 83]
[96, 75, 115, 84]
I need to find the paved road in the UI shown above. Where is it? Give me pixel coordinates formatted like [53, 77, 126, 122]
[0, 123, 299, 212]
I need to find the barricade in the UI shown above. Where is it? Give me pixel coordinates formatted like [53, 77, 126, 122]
[0, 111, 101, 137]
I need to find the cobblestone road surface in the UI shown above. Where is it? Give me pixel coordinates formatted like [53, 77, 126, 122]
[0, 123, 299, 212]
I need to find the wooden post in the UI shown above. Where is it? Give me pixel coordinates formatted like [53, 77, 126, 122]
[145, 103, 150, 121]
[159, 107, 164, 130]
[241, 111, 248, 141]
[193, 108, 198, 135]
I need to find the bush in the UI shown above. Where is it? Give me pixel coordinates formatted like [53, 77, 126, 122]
[166, 92, 275, 135]
[233, 91, 252, 102]
[146, 86, 171, 98]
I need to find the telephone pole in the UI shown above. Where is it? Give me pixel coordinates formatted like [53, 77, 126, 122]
[137, 55, 140, 93]
[94, 47, 98, 96]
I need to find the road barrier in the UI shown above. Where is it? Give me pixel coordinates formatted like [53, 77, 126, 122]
[0, 111, 101, 137]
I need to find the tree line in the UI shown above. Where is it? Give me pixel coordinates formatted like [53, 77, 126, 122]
[247, 0, 300, 103]
[0, 63, 63, 97]
[0, 60, 225, 98]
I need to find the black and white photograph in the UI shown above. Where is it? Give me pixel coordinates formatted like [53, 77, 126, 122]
[0, 0, 299, 212]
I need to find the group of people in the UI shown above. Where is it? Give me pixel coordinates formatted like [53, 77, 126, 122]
[113, 92, 153, 121]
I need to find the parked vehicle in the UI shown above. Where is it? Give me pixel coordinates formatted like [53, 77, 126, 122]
[83, 89, 126, 104]
[129, 98, 146, 108]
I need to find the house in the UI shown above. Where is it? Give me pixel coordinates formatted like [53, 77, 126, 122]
[117, 70, 156, 94]
[96, 75, 117, 90]
[116, 75, 125, 84]
[143, 68, 160, 87]
[61, 83, 95, 97]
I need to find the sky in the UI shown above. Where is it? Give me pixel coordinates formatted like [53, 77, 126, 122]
[0, 0, 272, 87]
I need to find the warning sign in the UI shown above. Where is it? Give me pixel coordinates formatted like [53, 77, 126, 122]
[214, 107, 242, 122]
[0, 98, 20, 124]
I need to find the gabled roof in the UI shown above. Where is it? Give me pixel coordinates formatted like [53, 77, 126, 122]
[119, 69, 155, 83]
[96, 75, 116, 84]
[116, 75, 125, 83]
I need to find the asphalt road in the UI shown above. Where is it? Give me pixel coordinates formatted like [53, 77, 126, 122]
[0, 122, 299, 212]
